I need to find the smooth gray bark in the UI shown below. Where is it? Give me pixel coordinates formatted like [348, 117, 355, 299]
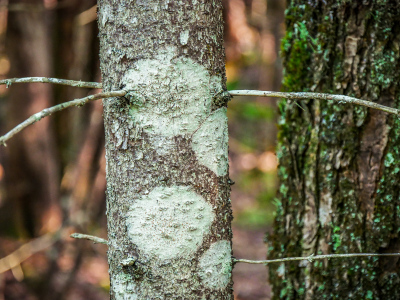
[98, 1, 233, 299]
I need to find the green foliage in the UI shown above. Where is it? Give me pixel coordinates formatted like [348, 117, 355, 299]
[331, 226, 342, 251]
[235, 169, 278, 228]
[241, 103, 275, 121]
[228, 101, 276, 149]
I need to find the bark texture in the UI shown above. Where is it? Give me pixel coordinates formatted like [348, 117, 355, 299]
[97, 1, 233, 299]
[268, 1, 400, 299]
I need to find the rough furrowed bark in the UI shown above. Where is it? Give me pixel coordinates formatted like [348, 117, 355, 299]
[268, 1, 400, 299]
[97, 1, 233, 299]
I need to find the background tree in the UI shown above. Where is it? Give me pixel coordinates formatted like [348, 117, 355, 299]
[0, 1, 106, 299]
[268, 0, 400, 299]
[2, 0, 60, 237]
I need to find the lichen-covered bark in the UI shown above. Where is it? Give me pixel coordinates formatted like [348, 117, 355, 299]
[97, 1, 233, 299]
[268, 1, 400, 299]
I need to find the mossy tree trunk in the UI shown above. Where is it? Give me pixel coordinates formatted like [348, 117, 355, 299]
[97, 0, 233, 299]
[268, 1, 400, 299]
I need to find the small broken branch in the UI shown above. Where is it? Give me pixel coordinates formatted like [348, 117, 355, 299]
[0, 90, 126, 146]
[0, 77, 102, 89]
[233, 252, 400, 265]
[70, 233, 108, 245]
[229, 90, 400, 117]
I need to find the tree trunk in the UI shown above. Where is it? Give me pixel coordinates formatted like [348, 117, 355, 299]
[268, 1, 400, 299]
[97, 1, 233, 299]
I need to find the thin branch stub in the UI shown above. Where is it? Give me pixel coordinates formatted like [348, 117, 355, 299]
[0, 90, 126, 146]
[70, 233, 108, 245]
[229, 90, 400, 117]
[233, 252, 400, 265]
[0, 77, 102, 89]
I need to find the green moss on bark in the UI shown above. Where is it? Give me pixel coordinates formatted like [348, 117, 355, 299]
[268, 0, 400, 299]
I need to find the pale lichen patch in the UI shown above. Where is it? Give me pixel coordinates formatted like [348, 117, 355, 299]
[191, 108, 229, 176]
[112, 273, 138, 300]
[126, 186, 214, 260]
[198, 240, 232, 290]
[99, 4, 111, 27]
[122, 47, 221, 137]
[319, 192, 333, 226]
[180, 30, 190, 45]
[148, 135, 175, 156]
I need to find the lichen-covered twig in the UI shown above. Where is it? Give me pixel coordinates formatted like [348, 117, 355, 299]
[0, 232, 57, 274]
[70, 233, 108, 245]
[0, 90, 126, 146]
[233, 252, 400, 265]
[229, 90, 400, 117]
[1, 78, 397, 116]
[1, 81, 397, 146]
[68, 235, 400, 265]
[0, 77, 102, 89]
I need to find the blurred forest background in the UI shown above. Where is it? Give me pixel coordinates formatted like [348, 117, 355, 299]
[0, 0, 285, 299]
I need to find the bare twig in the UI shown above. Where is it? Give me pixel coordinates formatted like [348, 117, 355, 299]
[233, 253, 400, 265]
[69, 232, 400, 265]
[0, 77, 102, 89]
[70, 233, 108, 245]
[229, 90, 400, 117]
[1, 79, 397, 116]
[0, 232, 58, 274]
[0, 90, 126, 146]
